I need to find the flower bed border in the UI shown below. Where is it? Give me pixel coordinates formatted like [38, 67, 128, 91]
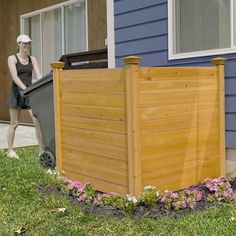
[37, 175, 236, 220]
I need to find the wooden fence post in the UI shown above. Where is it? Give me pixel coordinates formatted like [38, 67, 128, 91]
[123, 56, 142, 197]
[50, 61, 65, 173]
[211, 57, 227, 176]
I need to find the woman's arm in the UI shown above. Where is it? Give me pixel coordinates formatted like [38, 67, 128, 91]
[31, 56, 42, 80]
[8, 55, 26, 90]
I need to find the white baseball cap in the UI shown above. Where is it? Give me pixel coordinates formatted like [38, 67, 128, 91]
[17, 34, 32, 43]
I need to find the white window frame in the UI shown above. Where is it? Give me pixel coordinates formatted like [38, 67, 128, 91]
[106, 0, 115, 68]
[168, 0, 236, 60]
[20, 0, 88, 72]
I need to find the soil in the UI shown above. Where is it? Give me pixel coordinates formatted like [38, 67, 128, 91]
[37, 179, 236, 220]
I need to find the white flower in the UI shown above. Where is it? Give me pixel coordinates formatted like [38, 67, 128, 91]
[46, 169, 53, 175]
[126, 194, 138, 204]
[46, 168, 59, 176]
[156, 191, 160, 197]
[144, 185, 156, 191]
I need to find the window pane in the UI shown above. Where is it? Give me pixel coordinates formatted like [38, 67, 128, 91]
[42, 8, 62, 74]
[64, 1, 87, 54]
[234, 2, 236, 46]
[23, 15, 41, 80]
[175, 0, 230, 53]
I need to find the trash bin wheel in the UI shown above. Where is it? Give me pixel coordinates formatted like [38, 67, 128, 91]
[39, 151, 56, 169]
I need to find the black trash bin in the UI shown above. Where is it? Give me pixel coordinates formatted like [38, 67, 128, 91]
[22, 72, 56, 169]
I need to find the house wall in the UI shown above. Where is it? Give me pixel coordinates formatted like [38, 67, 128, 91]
[0, 0, 107, 123]
[114, 0, 236, 154]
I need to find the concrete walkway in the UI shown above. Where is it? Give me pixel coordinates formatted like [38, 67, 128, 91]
[0, 123, 37, 150]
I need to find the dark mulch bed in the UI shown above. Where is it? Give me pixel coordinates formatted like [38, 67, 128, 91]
[37, 179, 236, 220]
[37, 184, 126, 219]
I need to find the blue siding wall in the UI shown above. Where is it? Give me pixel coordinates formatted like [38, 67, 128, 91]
[114, 0, 236, 148]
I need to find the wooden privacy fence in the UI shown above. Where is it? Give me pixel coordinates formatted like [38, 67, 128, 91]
[51, 56, 226, 196]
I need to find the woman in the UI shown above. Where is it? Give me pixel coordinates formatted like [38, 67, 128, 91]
[7, 34, 43, 159]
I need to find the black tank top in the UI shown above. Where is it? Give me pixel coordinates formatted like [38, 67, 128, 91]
[8, 54, 33, 109]
[14, 54, 33, 87]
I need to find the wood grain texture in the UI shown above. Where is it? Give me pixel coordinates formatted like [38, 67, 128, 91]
[139, 66, 223, 192]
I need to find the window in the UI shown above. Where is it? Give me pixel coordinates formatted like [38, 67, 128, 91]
[42, 8, 62, 74]
[21, 0, 87, 74]
[64, 2, 87, 54]
[234, 2, 236, 45]
[168, 0, 236, 59]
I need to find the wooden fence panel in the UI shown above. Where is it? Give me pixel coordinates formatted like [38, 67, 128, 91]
[139, 65, 224, 191]
[51, 57, 226, 196]
[51, 65, 129, 195]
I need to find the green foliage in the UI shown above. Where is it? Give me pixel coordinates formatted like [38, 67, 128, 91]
[83, 185, 97, 203]
[139, 186, 159, 208]
[122, 198, 136, 214]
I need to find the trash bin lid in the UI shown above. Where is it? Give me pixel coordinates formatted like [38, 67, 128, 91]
[22, 71, 53, 96]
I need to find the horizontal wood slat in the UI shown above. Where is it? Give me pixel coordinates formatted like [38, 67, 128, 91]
[61, 115, 126, 134]
[139, 67, 217, 80]
[140, 102, 218, 120]
[141, 148, 219, 173]
[142, 160, 220, 191]
[64, 169, 128, 195]
[141, 108, 218, 133]
[61, 68, 125, 81]
[61, 104, 126, 121]
[63, 162, 128, 187]
[140, 89, 217, 107]
[143, 157, 220, 180]
[141, 126, 219, 147]
[61, 93, 126, 107]
[139, 79, 217, 93]
[60, 80, 125, 94]
[142, 161, 220, 192]
[62, 126, 127, 148]
[141, 136, 219, 160]
[62, 141, 128, 161]
[62, 150, 128, 186]
[62, 149, 128, 171]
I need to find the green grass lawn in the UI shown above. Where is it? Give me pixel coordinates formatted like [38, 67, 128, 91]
[0, 147, 236, 236]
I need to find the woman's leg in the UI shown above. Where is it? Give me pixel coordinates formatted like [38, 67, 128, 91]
[7, 108, 20, 152]
[27, 109, 44, 155]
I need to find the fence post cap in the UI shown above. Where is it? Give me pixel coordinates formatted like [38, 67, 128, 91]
[50, 61, 65, 69]
[123, 55, 141, 65]
[211, 58, 227, 65]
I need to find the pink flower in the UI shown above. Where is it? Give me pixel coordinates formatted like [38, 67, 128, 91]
[205, 176, 234, 202]
[171, 192, 178, 199]
[77, 194, 87, 202]
[172, 201, 180, 207]
[160, 197, 166, 203]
